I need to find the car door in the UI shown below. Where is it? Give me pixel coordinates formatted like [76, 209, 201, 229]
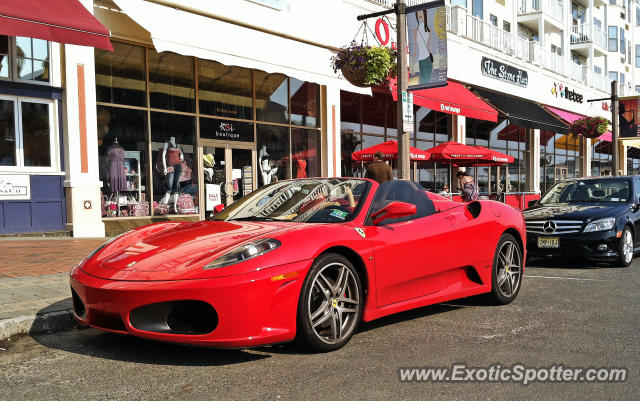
[364, 181, 459, 307]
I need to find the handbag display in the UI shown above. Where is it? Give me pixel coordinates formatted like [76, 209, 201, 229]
[153, 201, 169, 215]
[176, 193, 197, 214]
[128, 200, 150, 217]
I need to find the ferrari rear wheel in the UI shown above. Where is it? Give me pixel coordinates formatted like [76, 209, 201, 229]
[488, 233, 522, 305]
[297, 253, 362, 352]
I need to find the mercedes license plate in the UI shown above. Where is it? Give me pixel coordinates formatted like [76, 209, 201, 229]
[537, 237, 559, 248]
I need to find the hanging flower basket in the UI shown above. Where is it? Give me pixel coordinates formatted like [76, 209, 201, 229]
[331, 41, 397, 87]
[570, 116, 609, 139]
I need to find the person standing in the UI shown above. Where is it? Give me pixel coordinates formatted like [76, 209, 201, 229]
[456, 170, 478, 202]
[365, 151, 393, 184]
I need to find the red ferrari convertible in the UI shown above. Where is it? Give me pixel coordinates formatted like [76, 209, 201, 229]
[71, 178, 526, 351]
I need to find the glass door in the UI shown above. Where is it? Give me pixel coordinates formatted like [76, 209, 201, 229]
[202, 143, 256, 214]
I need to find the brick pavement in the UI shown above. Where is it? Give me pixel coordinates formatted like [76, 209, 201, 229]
[0, 238, 105, 278]
[0, 238, 108, 339]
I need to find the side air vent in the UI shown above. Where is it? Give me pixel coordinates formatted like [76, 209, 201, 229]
[467, 201, 481, 218]
[130, 300, 218, 335]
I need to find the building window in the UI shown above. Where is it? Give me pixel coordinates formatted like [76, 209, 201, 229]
[620, 73, 625, 85]
[635, 85, 640, 94]
[608, 26, 618, 52]
[472, 0, 483, 19]
[0, 97, 55, 170]
[594, 65, 602, 75]
[0, 35, 50, 84]
[451, 0, 467, 7]
[636, 44, 640, 67]
[503, 21, 511, 32]
[593, 18, 602, 29]
[490, 14, 498, 27]
[619, 28, 625, 55]
[636, 7, 640, 25]
[609, 71, 618, 82]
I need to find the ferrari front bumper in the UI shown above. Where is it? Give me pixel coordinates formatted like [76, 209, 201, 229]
[69, 259, 311, 348]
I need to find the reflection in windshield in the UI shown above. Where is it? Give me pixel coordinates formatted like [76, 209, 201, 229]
[213, 179, 369, 223]
[540, 179, 630, 204]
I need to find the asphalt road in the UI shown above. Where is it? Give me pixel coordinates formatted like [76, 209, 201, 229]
[1, 258, 638, 401]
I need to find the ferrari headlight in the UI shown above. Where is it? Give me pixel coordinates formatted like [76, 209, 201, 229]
[583, 218, 615, 233]
[204, 238, 281, 270]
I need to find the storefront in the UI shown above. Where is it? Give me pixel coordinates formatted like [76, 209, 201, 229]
[0, 0, 111, 234]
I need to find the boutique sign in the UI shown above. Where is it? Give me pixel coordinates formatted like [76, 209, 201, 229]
[481, 57, 528, 87]
[200, 119, 254, 142]
[0, 175, 30, 200]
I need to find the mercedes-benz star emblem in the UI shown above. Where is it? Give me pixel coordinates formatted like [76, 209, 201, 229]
[543, 221, 557, 233]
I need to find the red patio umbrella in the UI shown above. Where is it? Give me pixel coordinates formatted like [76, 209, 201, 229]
[474, 146, 515, 165]
[424, 141, 491, 164]
[351, 140, 431, 162]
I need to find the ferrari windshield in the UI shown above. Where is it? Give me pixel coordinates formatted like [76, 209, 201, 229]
[213, 178, 370, 223]
[540, 179, 631, 204]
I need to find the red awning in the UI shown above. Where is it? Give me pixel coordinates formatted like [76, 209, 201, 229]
[424, 141, 513, 166]
[390, 78, 498, 122]
[0, 0, 113, 50]
[351, 140, 431, 162]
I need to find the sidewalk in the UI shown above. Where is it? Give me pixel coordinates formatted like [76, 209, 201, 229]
[0, 238, 106, 340]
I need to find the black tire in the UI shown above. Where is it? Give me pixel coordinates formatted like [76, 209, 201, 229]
[487, 233, 523, 305]
[616, 226, 634, 268]
[296, 253, 363, 352]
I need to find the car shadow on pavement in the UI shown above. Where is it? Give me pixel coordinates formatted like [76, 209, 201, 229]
[526, 257, 620, 269]
[29, 300, 269, 366]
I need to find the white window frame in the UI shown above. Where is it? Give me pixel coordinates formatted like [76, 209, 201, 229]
[0, 94, 59, 173]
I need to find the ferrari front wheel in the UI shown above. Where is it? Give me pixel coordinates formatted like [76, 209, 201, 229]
[297, 253, 363, 352]
[488, 233, 522, 305]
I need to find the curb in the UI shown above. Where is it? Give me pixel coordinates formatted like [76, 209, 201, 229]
[0, 309, 76, 341]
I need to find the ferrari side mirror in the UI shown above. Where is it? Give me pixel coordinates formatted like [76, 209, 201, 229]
[371, 201, 416, 225]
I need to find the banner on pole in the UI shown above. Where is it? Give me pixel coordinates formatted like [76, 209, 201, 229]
[406, 0, 447, 91]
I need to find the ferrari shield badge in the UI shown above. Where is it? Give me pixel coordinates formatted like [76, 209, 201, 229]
[354, 227, 366, 238]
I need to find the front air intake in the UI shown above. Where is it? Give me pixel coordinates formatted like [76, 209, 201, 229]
[129, 300, 218, 335]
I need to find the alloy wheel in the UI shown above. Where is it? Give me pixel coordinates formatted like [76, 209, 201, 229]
[307, 262, 360, 345]
[496, 240, 522, 298]
[622, 229, 633, 265]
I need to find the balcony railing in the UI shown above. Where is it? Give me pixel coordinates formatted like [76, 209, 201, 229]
[448, 6, 611, 94]
[518, 0, 564, 23]
[570, 24, 608, 49]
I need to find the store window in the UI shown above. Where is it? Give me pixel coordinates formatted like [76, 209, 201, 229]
[257, 124, 289, 185]
[592, 139, 612, 177]
[608, 26, 618, 52]
[291, 128, 320, 178]
[362, 92, 386, 134]
[628, 148, 640, 175]
[0, 97, 55, 170]
[151, 112, 197, 214]
[97, 106, 149, 216]
[198, 61, 252, 120]
[290, 78, 319, 128]
[95, 42, 146, 107]
[255, 71, 288, 124]
[148, 50, 195, 112]
[540, 131, 583, 193]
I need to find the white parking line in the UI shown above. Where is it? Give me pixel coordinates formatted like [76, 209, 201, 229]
[525, 274, 603, 281]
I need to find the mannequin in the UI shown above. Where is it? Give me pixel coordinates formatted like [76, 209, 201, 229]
[161, 136, 184, 205]
[108, 138, 126, 214]
[258, 145, 278, 186]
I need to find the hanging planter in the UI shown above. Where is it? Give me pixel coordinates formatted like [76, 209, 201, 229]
[331, 41, 397, 87]
[570, 116, 609, 139]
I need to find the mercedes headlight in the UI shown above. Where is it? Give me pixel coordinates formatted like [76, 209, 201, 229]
[583, 218, 615, 233]
[204, 238, 281, 270]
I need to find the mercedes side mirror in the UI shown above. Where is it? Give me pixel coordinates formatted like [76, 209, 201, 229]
[527, 199, 539, 208]
[631, 203, 640, 213]
[371, 201, 416, 225]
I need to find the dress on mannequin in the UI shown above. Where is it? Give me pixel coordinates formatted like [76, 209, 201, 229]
[108, 140, 127, 192]
[162, 138, 183, 195]
[258, 145, 277, 185]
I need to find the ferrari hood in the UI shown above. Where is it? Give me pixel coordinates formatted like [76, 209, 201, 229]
[84, 220, 290, 280]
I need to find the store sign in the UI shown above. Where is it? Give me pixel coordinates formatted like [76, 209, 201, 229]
[205, 184, 222, 211]
[201, 119, 254, 142]
[551, 82, 584, 103]
[480, 57, 528, 87]
[0, 175, 30, 200]
[375, 18, 397, 49]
